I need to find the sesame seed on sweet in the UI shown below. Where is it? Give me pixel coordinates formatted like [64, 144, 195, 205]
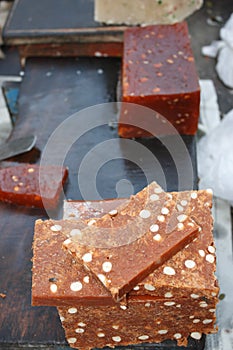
[177, 204, 183, 212]
[120, 305, 127, 310]
[191, 332, 202, 340]
[150, 194, 159, 201]
[193, 319, 200, 324]
[181, 200, 188, 206]
[98, 274, 107, 285]
[206, 254, 215, 263]
[102, 261, 112, 273]
[75, 328, 84, 333]
[112, 325, 119, 330]
[153, 233, 162, 241]
[203, 319, 213, 324]
[50, 283, 57, 293]
[161, 207, 169, 215]
[177, 214, 187, 222]
[83, 276, 90, 283]
[198, 249, 205, 257]
[144, 283, 155, 291]
[68, 307, 77, 314]
[139, 209, 151, 219]
[191, 192, 197, 199]
[78, 322, 86, 327]
[157, 215, 165, 222]
[184, 260, 196, 269]
[138, 335, 149, 340]
[158, 329, 168, 335]
[165, 292, 173, 298]
[163, 266, 176, 276]
[177, 223, 184, 230]
[191, 294, 199, 299]
[70, 228, 82, 237]
[109, 209, 118, 216]
[70, 281, 83, 292]
[82, 252, 93, 263]
[164, 301, 175, 306]
[112, 336, 122, 342]
[154, 187, 163, 193]
[88, 219, 96, 226]
[145, 302, 151, 307]
[97, 332, 105, 338]
[68, 337, 77, 344]
[50, 224, 62, 232]
[208, 246, 215, 254]
[150, 224, 159, 233]
[174, 333, 182, 339]
[133, 285, 140, 291]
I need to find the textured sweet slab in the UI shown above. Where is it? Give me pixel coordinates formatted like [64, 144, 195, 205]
[32, 189, 218, 307]
[119, 22, 200, 137]
[0, 164, 68, 209]
[63, 182, 200, 301]
[58, 296, 215, 350]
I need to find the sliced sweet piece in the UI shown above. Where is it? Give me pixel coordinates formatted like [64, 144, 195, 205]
[32, 219, 114, 307]
[131, 189, 219, 300]
[119, 22, 200, 138]
[31, 189, 218, 307]
[63, 182, 200, 301]
[0, 164, 68, 209]
[58, 296, 215, 350]
[95, 0, 203, 25]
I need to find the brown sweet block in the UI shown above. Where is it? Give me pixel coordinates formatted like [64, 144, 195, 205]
[0, 164, 68, 209]
[58, 297, 217, 349]
[32, 189, 218, 307]
[131, 189, 219, 299]
[119, 22, 200, 138]
[63, 182, 199, 301]
[65, 190, 219, 300]
[32, 219, 114, 307]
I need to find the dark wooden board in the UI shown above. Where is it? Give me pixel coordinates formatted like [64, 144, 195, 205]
[0, 57, 200, 349]
[3, 0, 125, 45]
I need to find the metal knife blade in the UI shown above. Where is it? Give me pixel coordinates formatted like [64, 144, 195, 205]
[0, 135, 37, 161]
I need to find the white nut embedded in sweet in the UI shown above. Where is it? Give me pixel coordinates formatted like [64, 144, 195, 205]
[150, 224, 159, 233]
[144, 283, 155, 291]
[50, 225, 62, 232]
[161, 207, 169, 215]
[163, 266, 176, 275]
[70, 281, 83, 292]
[50, 283, 57, 293]
[138, 335, 149, 340]
[139, 209, 151, 219]
[112, 336, 121, 342]
[82, 252, 92, 263]
[185, 260, 196, 269]
[206, 254, 215, 263]
[153, 233, 162, 241]
[174, 333, 182, 339]
[102, 261, 112, 273]
[208, 246, 215, 254]
[177, 214, 187, 222]
[191, 332, 202, 340]
[68, 307, 77, 314]
[150, 194, 159, 201]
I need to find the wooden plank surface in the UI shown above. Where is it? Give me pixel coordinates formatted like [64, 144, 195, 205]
[0, 57, 200, 349]
[3, 0, 126, 45]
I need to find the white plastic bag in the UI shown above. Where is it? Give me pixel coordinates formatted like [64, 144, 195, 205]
[197, 109, 233, 204]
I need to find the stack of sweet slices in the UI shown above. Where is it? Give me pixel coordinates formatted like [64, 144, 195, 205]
[32, 182, 219, 349]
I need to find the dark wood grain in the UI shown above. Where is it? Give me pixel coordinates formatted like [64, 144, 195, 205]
[0, 57, 200, 349]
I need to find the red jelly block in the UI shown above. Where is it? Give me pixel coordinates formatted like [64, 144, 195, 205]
[119, 22, 200, 138]
[0, 164, 68, 209]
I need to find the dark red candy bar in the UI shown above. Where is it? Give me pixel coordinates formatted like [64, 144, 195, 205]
[119, 22, 200, 138]
[0, 164, 68, 209]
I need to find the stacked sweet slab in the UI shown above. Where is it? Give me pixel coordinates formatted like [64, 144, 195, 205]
[32, 183, 219, 349]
